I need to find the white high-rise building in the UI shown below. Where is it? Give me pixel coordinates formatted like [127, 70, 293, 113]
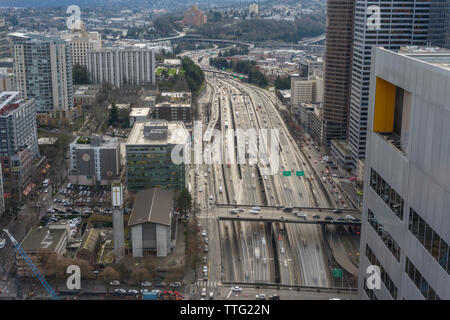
[359, 46, 450, 300]
[87, 48, 155, 88]
[249, 3, 259, 15]
[291, 75, 323, 108]
[60, 24, 102, 68]
[348, 0, 450, 162]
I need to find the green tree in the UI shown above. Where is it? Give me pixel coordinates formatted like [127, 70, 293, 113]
[274, 76, 291, 90]
[109, 103, 119, 126]
[176, 188, 192, 215]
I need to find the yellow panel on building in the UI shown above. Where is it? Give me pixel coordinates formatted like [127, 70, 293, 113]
[373, 77, 396, 133]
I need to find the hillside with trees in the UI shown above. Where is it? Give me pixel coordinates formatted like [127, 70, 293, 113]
[195, 14, 325, 43]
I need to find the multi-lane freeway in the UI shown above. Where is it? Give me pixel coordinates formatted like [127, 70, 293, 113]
[188, 47, 359, 292]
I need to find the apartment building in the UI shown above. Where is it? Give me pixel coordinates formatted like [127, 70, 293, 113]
[61, 24, 102, 68]
[358, 47, 450, 300]
[11, 33, 74, 120]
[87, 48, 155, 88]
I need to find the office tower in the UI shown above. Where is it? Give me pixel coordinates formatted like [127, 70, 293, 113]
[349, 0, 450, 162]
[0, 92, 39, 159]
[11, 33, 74, 118]
[323, 0, 356, 145]
[60, 23, 102, 68]
[125, 120, 189, 191]
[87, 48, 155, 88]
[0, 19, 9, 59]
[359, 47, 450, 300]
[291, 75, 322, 108]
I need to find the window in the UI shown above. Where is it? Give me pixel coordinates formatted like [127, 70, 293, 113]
[405, 257, 440, 300]
[365, 245, 398, 299]
[409, 208, 450, 276]
[370, 168, 404, 220]
[368, 209, 401, 261]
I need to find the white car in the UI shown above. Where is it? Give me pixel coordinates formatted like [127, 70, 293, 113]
[203, 266, 208, 273]
[114, 289, 126, 294]
[109, 280, 120, 286]
[0, 238, 6, 248]
[231, 286, 242, 292]
[251, 207, 261, 211]
[296, 213, 307, 219]
[202, 230, 206, 237]
[141, 282, 152, 287]
[249, 210, 259, 215]
[345, 215, 355, 221]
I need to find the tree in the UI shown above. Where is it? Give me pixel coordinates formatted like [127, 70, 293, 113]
[274, 76, 291, 90]
[72, 64, 89, 85]
[131, 267, 150, 290]
[100, 266, 120, 294]
[108, 102, 119, 126]
[176, 188, 192, 215]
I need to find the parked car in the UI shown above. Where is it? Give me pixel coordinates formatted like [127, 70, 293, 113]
[141, 282, 152, 287]
[109, 280, 120, 286]
[114, 289, 126, 294]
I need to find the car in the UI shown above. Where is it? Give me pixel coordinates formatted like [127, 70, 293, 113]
[169, 282, 181, 288]
[236, 208, 244, 212]
[204, 245, 208, 253]
[201, 230, 206, 237]
[312, 214, 320, 219]
[229, 209, 238, 214]
[333, 209, 342, 214]
[284, 260, 288, 267]
[231, 286, 242, 292]
[114, 289, 126, 294]
[209, 195, 213, 201]
[296, 213, 307, 219]
[203, 256, 208, 263]
[141, 282, 152, 287]
[249, 210, 259, 215]
[256, 293, 266, 300]
[205, 238, 209, 244]
[269, 294, 280, 300]
[0, 238, 6, 248]
[140, 289, 149, 294]
[325, 216, 334, 221]
[251, 207, 261, 211]
[345, 215, 355, 221]
[203, 265, 208, 273]
[280, 247, 285, 254]
[201, 287, 207, 297]
[337, 217, 346, 221]
[128, 289, 139, 295]
[109, 280, 120, 286]
[155, 282, 167, 287]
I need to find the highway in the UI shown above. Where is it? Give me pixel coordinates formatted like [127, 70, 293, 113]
[189, 47, 357, 290]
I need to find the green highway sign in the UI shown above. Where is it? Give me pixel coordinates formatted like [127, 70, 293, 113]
[283, 171, 291, 177]
[332, 268, 343, 278]
[296, 171, 305, 177]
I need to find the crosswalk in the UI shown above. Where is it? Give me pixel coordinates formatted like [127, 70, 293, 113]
[195, 280, 218, 287]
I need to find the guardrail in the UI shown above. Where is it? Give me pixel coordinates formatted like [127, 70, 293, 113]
[218, 216, 361, 226]
[215, 203, 360, 212]
[221, 281, 357, 293]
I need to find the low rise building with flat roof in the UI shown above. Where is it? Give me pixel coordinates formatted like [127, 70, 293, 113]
[17, 222, 70, 276]
[160, 91, 191, 104]
[126, 120, 189, 191]
[130, 108, 151, 126]
[152, 102, 191, 124]
[69, 135, 120, 185]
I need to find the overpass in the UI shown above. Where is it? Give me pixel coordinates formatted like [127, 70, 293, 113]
[214, 205, 361, 225]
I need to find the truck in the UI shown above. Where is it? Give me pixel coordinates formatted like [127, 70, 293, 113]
[143, 291, 159, 300]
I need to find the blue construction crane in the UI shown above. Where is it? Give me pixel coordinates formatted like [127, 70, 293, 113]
[2, 229, 59, 300]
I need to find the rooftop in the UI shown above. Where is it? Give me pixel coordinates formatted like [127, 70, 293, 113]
[126, 120, 189, 146]
[398, 46, 450, 71]
[155, 102, 191, 108]
[71, 135, 119, 149]
[128, 188, 174, 226]
[0, 91, 28, 117]
[20, 224, 68, 252]
[130, 108, 151, 117]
